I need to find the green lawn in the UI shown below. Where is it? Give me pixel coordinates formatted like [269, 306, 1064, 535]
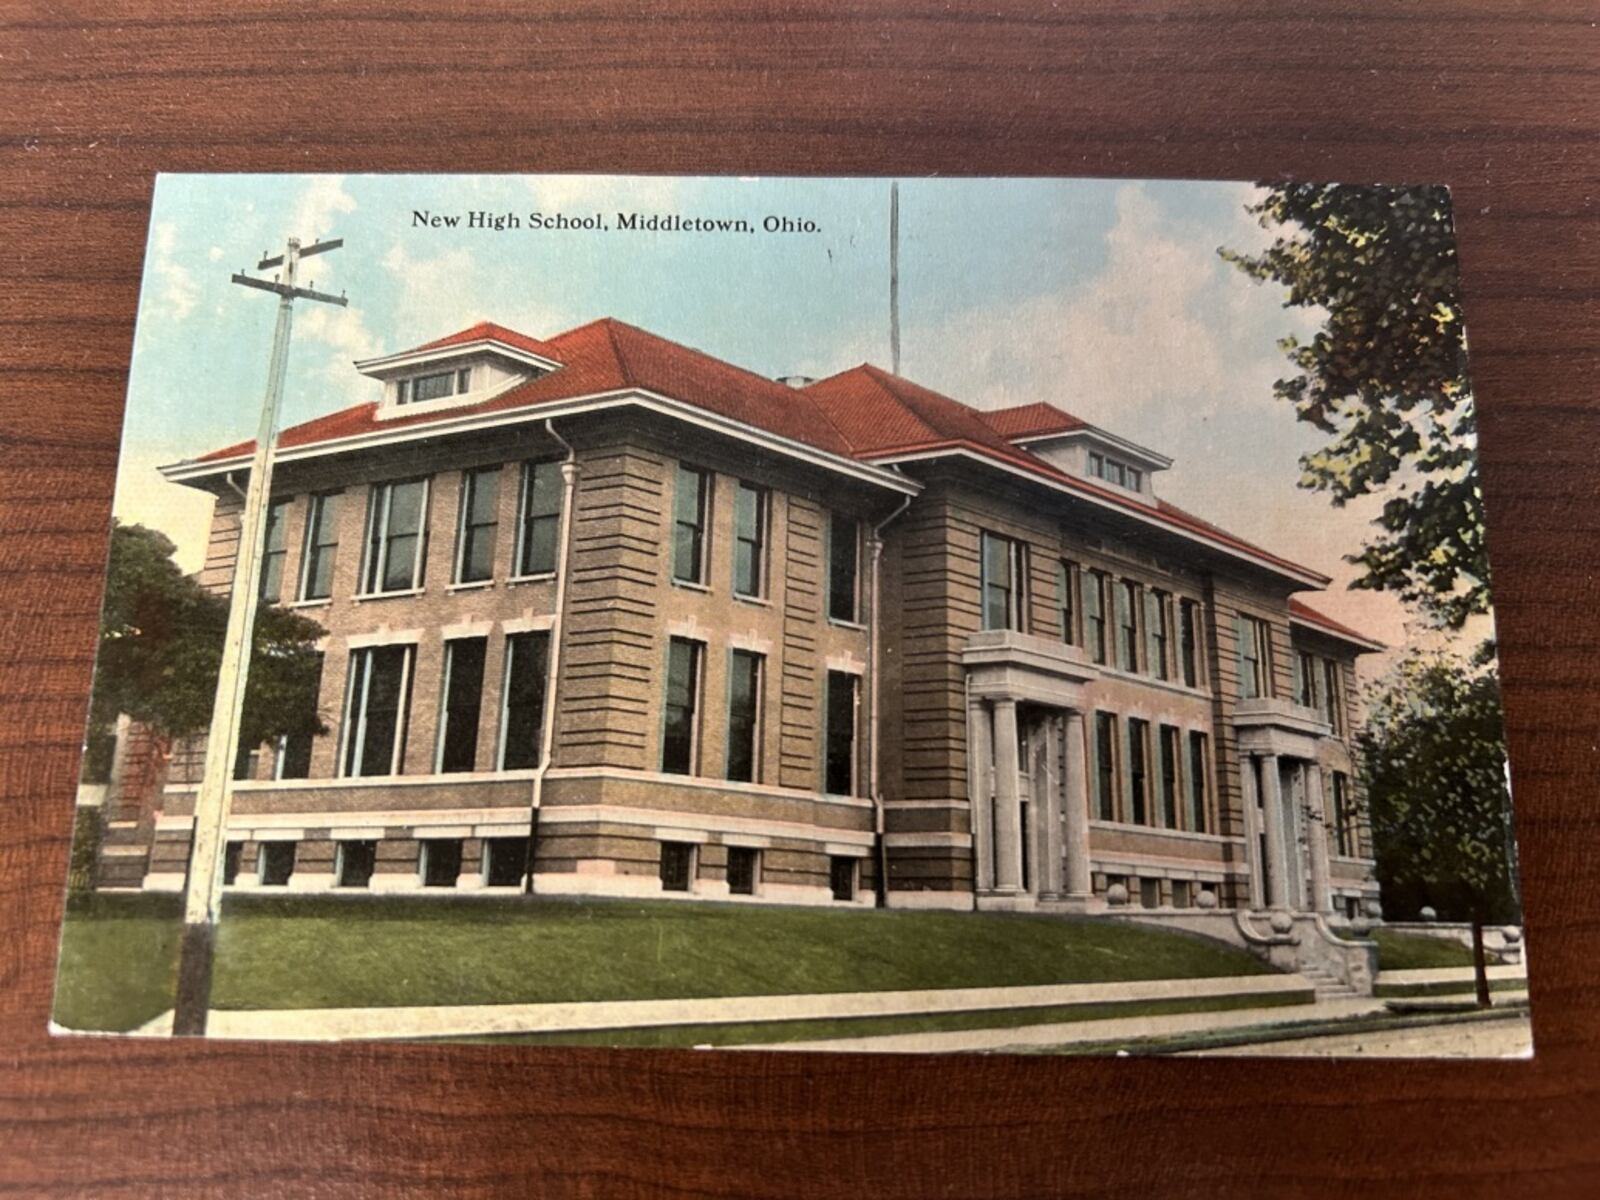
[52, 892, 1273, 1033]
[1371, 928, 1477, 971]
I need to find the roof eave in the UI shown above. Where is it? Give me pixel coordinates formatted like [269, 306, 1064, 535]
[871, 444, 1328, 589]
[1289, 614, 1386, 654]
[353, 338, 563, 378]
[159, 387, 922, 498]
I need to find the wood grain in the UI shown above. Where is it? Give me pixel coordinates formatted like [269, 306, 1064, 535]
[3, 2, 1598, 1194]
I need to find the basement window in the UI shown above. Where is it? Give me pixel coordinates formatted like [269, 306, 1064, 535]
[336, 840, 377, 888]
[829, 856, 857, 902]
[258, 842, 296, 887]
[420, 838, 463, 887]
[484, 837, 528, 887]
[660, 841, 695, 892]
[726, 846, 759, 896]
[223, 841, 243, 886]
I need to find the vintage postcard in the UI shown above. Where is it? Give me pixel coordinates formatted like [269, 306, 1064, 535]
[53, 173, 1528, 1057]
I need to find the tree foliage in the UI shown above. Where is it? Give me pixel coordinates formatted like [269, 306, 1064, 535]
[1359, 648, 1518, 1001]
[90, 521, 327, 751]
[1222, 184, 1486, 628]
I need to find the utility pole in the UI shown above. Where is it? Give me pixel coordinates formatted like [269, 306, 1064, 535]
[889, 180, 901, 376]
[172, 235, 348, 1037]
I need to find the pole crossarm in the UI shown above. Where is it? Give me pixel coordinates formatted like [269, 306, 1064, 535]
[257, 236, 343, 270]
[230, 273, 349, 306]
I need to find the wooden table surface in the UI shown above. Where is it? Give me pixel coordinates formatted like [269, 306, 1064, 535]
[2, 3, 1597, 1195]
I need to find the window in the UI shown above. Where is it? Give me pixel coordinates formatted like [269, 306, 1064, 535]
[258, 841, 295, 887]
[1145, 590, 1170, 681]
[726, 649, 763, 783]
[232, 740, 258, 781]
[437, 638, 487, 773]
[1292, 649, 1318, 708]
[1057, 560, 1077, 645]
[1323, 660, 1343, 734]
[1088, 451, 1142, 492]
[1188, 732, 1210, 833]
[398, 368, 465, 405]
[341, 644, 414, 777]
[1085, 571, 1109, 664]
[726, 846, 759, 896]
[336, 840, 376, 888]
[1126, 718, 1150, 825]
[1236, 615, 1272, 700]
[1127, 466, 1143, 491]
[362, 477, 429, 594]
[662, 637, 703, 775]
[828, 512, 860, 622]
[824, 670, 858, 795]
[1094, 712, 1117, 821]
[733, 482, 767, 597]
[455, 467, 499, 584]
[1116, 581, 1140, 672]
[1179, 598, 1200, 688]
[484, 837, 528, 887]
[298, 491, 340, 601]
[672, 464, 712, 585]
[259, 498, 290, 601]
[516, 460, 564, 576]
[500, 631, 551, 771]
[660, 841, 694, 892]
[1139, 878, 1161, 908]
[223, 841, 243, 886]
[980, 531, 1028, 632]
[830, 856, 857, 902]
[1159, 725, 1181, 827]
[275, 651, 323, 780]
[420, 838, 462, 887]
[1332, 771, 1353, 855]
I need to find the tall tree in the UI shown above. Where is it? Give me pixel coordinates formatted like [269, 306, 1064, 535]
[90, 521, 326, 754]
[1359, 648, 1517, 1006]
[1222, 184, 1485, 629]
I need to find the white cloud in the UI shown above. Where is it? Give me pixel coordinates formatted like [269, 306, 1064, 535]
[289, 175, 358, 248]
[524, 174, 681, 215]
[140, 221, 200, 325]
[379, 240, 570, 347]
[111, 444, 216, 575]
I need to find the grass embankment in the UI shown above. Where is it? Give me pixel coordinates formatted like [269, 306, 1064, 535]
[1371, 928, 1476, 971]
[52, 893, 1273, 1033]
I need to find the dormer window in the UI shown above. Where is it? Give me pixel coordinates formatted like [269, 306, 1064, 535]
[397, 367, 472, 406]
[1088, 451, 1142, 492]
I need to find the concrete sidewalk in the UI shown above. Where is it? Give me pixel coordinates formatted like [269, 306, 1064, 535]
[737, 996, 1385, 1054]
[1376, 965, 1527, 987]
[128, 971, 1312, 1042]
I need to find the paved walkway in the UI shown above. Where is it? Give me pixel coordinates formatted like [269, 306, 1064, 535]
[131, 972, 1311, 1042]
[1376, 965, 1527, 987]
[737, 997, 1385, 1054]
[1188, 1009, 1533, 1059]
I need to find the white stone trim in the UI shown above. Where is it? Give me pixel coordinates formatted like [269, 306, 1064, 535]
[163, 768, 542, 795]
[530, 870, 870, 908]
[501, 613, 556, 635]
[1091, 850, 1250, 880]
[824, 842, 871, 858]
[1089, 820, 1245, 846]
[99, 845, 148, 858]
[440, 618, 495, 640]
[722, 833, 772, 849]
[474, 823, 532, 838]
[882, 832, 968, 848]
[886, 889, 973, 911]
[653, 827, 710, 844]
[825, 652, 866, 676]
[345, 626, 424, 649]
[253, 828, 304, 842]
[728, 630, 775, 655]
[420, 825, 473, 839]
[543, 765, 874, 809]
[143, 872, 186, 892]
[156, 807, 533, 834]
[330, 827, 386, 841]
[540, 803, 874, 847]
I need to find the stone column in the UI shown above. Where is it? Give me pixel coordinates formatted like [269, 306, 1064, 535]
[1062, 710, 1092, 900]
[1258, 751, 1289, 910]
[967, 699, 994, 892]
[1306, 764, 1333, 914]
[1242, 754, 1264, 908]
[991, 698, 1024, 893]
[1039, 717, 1064, 897]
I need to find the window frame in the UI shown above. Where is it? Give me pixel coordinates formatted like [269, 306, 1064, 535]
[1187, 731, 1211, 833]
[514, 459, 565, 578]
[659, 841, 695, 892]
[671, 463, 713, 586]
[979, 530, 1029, 633]
[1145, 590, 1171, 681]
[483, 836, 529, 888]
[335, 839, 377, 888]
[436, 636, 488, 774]
[824, 669, 860, 796]
[257, 841, 296, 887]
[498, 630, 551, 771]
[1322, 659, 1343, 734]
[454, 466, 500, 585]
[1115, 580, 1141, 672]
[1085, 570, 1109, 665]
[732, 481, 769, 599]
[827, 511, 861, 623]
[829, 855, 858, 902]
[1126, 717, 1150, 825]
[725, 845, 760, 896]
[1057, 560, 1077, 645]
[1158, 724, 1181, 828]
[725, 648, 764, 784]
[1332, 770, 1353, 855]
[1178, 598, 1200, 688]
[340, 643, 416, 778]
[419, 838, 463, 888]
[1236, 614, 1273, 700]
[661, 636, 705, 776]
[297, 490, 341, 602]
[1093, 711, 1118, 821]
[259, 497, 291, 602]
[361, 476, 431, 596]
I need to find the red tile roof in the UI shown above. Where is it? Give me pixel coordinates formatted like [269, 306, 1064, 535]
[184, 318, 1351, 599]
[412, 320, 565, 360]
[979, 401, 1089, 440]
[1289, 597, 1385, 649]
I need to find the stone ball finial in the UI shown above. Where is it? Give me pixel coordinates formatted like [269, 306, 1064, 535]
[1269, 910, 1294, 935]
[1365, 899, 1384, 920]
[1503, 927, 1523, 945]
[1196, 889, 1218, 910]
[1420, 906, 1437, 922]
[1106, 883, 1129, 907]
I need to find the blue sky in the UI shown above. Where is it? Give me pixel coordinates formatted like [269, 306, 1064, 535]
[116, 172, 1481, 661]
